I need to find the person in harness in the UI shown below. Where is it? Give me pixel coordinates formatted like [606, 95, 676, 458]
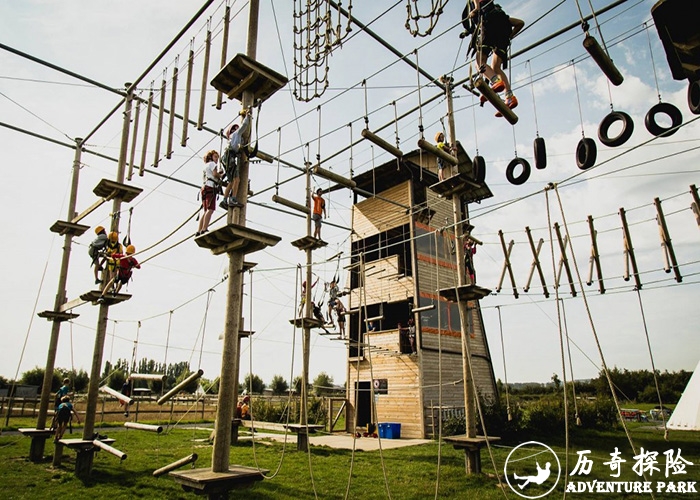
[102, 231, 123, 290]
[98, 244, 140, 301]
[89, 226, 108, 285]
[52, 396, 80, 442]
[196, 149, 223, 236]
[220, 107, 253, 210]
[467, 0, 524, 116]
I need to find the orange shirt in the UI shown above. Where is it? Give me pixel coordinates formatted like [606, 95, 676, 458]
[313, 195, 325, 216]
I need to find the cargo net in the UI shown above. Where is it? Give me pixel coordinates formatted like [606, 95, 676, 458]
[405, 0, 448, 37]
[293, 0, 353, 102]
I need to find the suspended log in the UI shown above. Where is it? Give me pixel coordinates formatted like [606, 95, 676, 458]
[127, 98, 141, 181]
[153, 78, 167, 167]
[583, 35, 623, 86]
[92, 439, 127, 460]
[181, 48, 194, 147]
[473, 77, 518, 125]
[313, 165, 356, 188]
[157, 369, 204, 405]
[197, 29, 212, 131]
[253, 149, 274, 163]
[216, 6, 231, 110]
[99, 385, 132, 405]
[128, 373, 166, 381]
[361, 129, 403, 158]
[417, 138, 458, 166]
[654, 197, 682, 282]
[153, 453, 198, 477]
[410, 304, 435, 313]
[587, 216, 605, 293]
[124, 422, 163, 433]
[166, 65, 178, 159]
[690, 184, 700, 227]
[139, 89, 154, 177]
[272, 194, 310, 214]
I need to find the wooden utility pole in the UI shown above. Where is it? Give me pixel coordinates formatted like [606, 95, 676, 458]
[442, 75, 478, 469]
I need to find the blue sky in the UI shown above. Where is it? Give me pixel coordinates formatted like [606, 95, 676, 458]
[0, 0, 698, 389]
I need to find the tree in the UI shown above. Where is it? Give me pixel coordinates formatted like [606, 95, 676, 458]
[20, 367, 60, 392]
[313, 372, 334, 396]
[243, 373, 265, 394]
[551, 373, 562, 392]
[292, 376, 303, 395]
[270, 375, 289, 395]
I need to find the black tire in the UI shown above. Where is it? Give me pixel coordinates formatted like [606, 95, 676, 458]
[505, 157, 531, 185]
[534, 137, 547, 170]
[473, 155, 486, 183]
[598, 111, 634, 147]
[645, 102, 682, 137]
[688, 80, 700, 115]
[576, 137, 597, 170]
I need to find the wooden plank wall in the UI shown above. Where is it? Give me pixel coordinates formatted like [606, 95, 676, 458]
[352, 182, 410, 241]
[347, 329, 423, 438]
[350, 255, 414, 306]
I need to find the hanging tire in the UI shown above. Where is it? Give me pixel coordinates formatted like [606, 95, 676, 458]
[645, 102, 682, 137]
[505, 157, 531, 185]
[473, 155, 486, 183]
[534, 137, 547, 169]
[598, 111, 634, 147]
[688, 80, 700, 115]
[576, 138, 597, 170]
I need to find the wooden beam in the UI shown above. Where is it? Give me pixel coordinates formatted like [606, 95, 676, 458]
[473, 77, 518, 125]
[554, 223, 576, 297]
[99, 385, 132, 405]
[587, 216, 605, 294]
[59, 297, 87, 313]
[272, 194, 310, 214]
[690, 184, 700, 227]
[157, 369, 203, 405]
[71, 197, 109, 224]
[619, 207, 642, 289]
[313, 165, 356, 188]
[417, 138, 458, 165]
[361, 128, 403, 158]
[153, 453, 198, 477]
[497, 230, 518, 298]
[654, 197, 682, 283]
[124, 422, 163, 433]
[524, 226, 549, 297]
[92, 439, 127, 460]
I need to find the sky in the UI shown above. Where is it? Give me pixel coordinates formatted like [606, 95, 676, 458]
[0, 0, 698, 391]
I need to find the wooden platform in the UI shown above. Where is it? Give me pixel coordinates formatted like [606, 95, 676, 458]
[429, 173, 493, 203]
[444, 435, 500, 474]
[195, 223, 281, 256]
[438, 284, 492, 302]
[170, 465, 268, 494]
[59, 437, 116, 450]
[211, 53, 288, 103]
[49, 220, 90, 237]
[37, 310, 79, 322]
[291, 235, 328, 251]
[93, 178, 143, 203]
[18, 428, 54, 439]
[288, 317, 325, 329]
[80, 290, 132, 306]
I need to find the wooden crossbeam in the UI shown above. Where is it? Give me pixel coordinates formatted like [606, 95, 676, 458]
[361, 129, 403, 158]
[496, 230, 518, 298]
[587, 216, 605, 294]
[619, 207, 642, 289]
[524, 226, 549, 298]
[554, 223, 576, 297]
[654, 197, 682, 283]
[473, 77, 518, 125]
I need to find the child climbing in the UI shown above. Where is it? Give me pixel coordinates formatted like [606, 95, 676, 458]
[312, 188, 326, 240]
[326, 278, 340, 327]
[98, 245, 140, 301]
[468, 0, 524, 116]
[336, 301, 347, 339]
[299, 276, 319, 316]
[52, 396, 80, 442]
[120, 377, 132, 417]
[434, 131, 452, 181]
[464, 237, 477, 284]
[197, 149, 223, 236]
[101, 231, 123, 290]
[89, 226, 108, 285]
[220, 107, 253, 210]
[54, 378, 72, 409]
[407, 318, 417, 354]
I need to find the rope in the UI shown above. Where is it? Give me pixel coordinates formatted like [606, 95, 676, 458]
[645, 23, 662, 103]
[415, 50, 425, 139]
[496, 306, 512, 421]
[552, 184, 655, 498]
[572, 62, 585, 138]
[526, 60, 540, 136]
[634, 288, 668, 439]
[544, 185, 571, 495]
[560, 299, 581, 426]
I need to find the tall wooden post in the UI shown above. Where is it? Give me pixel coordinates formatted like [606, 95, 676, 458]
[301, 164, 313, 425]
[78, 84, 133, 475]
[29, 138, 84, 461]
[443, 76, 478, 472]
[211, 0, 259, 475]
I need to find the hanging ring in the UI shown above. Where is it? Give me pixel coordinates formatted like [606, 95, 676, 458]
[598, 111, 634, 147]
[576, 137, 597, 170]
[505, 157, 531, 185]
[645, 102, 682, 137]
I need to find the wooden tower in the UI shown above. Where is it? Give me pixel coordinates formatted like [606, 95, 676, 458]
[345, 148, 498, 439]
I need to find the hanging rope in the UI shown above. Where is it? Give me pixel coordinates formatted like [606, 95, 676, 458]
[560, 298, 582, 426]
[645, 23, 663, 104]
[496, 306, 512, 422]
[404, 0, 448, 37]
[635, 288, 669, 439]
[415, 50, 425, 140]
[275, 127, 282, 196]
[544, 185, 571, 492]
[572, 62, 586, 138]
[527, 60, 541, 137]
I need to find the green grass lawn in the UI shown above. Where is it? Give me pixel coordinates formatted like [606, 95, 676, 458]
[1, 423, 698, 499]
